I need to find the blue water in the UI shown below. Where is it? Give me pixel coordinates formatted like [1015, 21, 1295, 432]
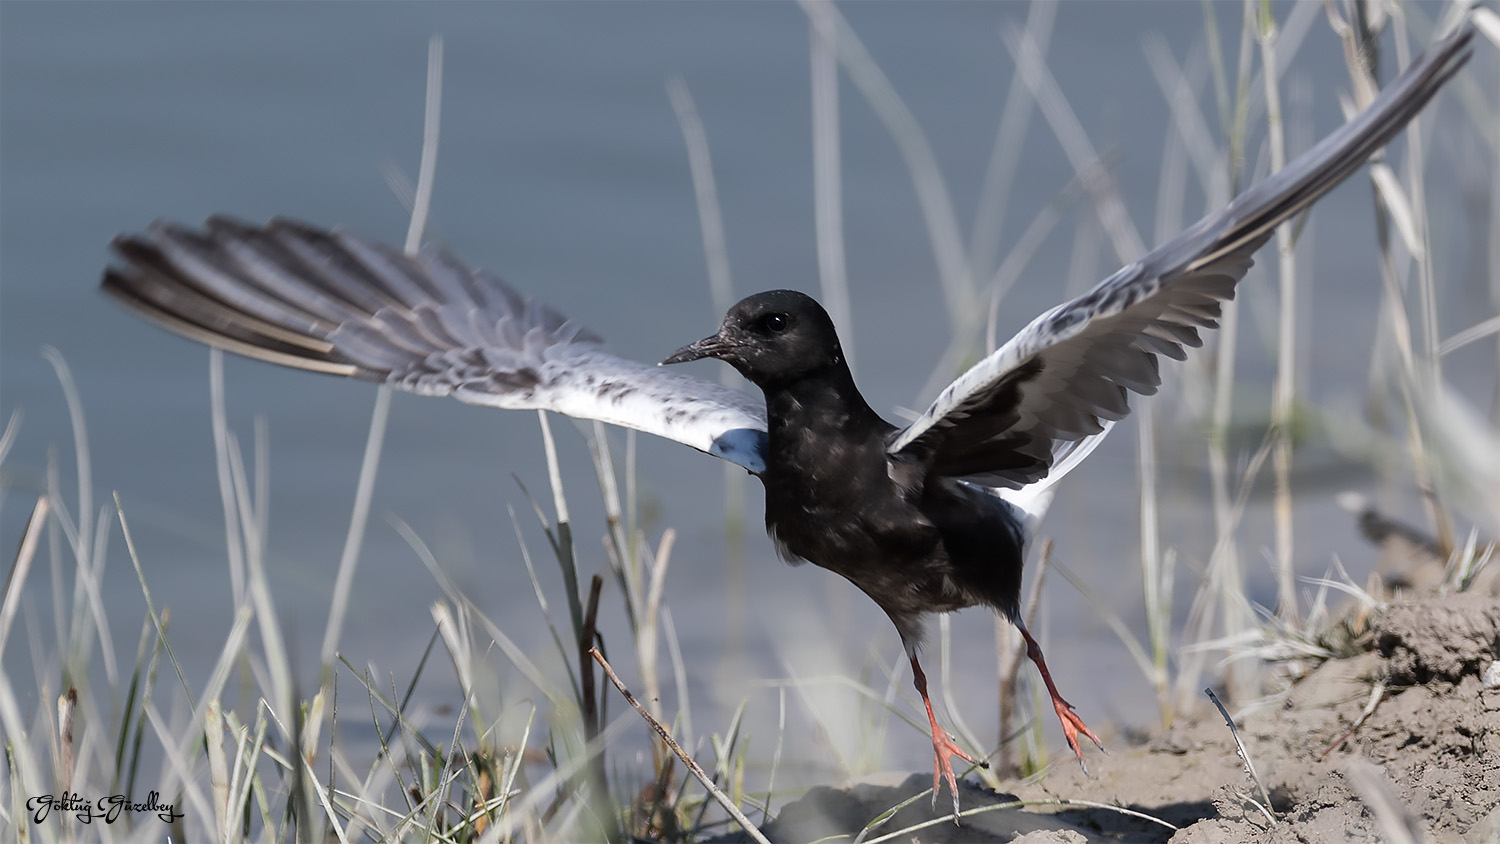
[2, 1, 1492, 795]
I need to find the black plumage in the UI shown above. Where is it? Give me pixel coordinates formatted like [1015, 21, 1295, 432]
[663, 289, 1084, 807]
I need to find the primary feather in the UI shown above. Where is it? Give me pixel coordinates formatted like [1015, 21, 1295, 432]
[103, 216, 770, 472]
[888, 24, 1473, 500]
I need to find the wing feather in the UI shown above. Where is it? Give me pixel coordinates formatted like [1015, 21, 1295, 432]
[102, 216, 769, 473]
[889, 25, 1472, 490]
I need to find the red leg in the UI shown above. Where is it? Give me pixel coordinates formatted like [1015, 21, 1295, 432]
[1016, 622, 1104, 772]
[910, 654, 986, 816]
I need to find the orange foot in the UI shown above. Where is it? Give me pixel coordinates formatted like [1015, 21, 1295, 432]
[1050, 691, 1105, 773]
[1017, 623, 1106, 773]
[927, 718, 983, 816]
[910, 654, 988, 816]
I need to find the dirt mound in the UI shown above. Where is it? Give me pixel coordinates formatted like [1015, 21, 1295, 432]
[1376, 594, 1500, 685]
[742, 592, 1500, 843]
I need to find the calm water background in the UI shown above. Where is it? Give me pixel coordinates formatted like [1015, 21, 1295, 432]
[2, 2, 1493, 783]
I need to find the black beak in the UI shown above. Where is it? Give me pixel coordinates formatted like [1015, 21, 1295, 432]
[661, 333, 731, 366]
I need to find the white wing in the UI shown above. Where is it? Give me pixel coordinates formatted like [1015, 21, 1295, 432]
[103, 216, 769, 473]
[889, 25, 1472, 490]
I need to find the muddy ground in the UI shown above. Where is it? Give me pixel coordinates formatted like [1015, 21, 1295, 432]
[734, 536, 1500, 843]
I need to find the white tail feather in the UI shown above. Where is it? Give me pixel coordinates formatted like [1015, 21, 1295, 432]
[997, 420, 1117, 535]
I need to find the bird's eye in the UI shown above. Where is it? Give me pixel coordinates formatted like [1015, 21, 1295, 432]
[763, 313, 789, 333]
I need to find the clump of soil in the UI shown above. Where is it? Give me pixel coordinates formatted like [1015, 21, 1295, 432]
[740, 590, 1500, 844]
[1376, 593, 1500, 685]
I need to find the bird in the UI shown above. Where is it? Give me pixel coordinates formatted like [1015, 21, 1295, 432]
[101, 25, 1472, 814]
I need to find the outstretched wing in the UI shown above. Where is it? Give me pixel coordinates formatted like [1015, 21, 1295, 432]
[103, 216, 769, 473]
[889, 25, 1472, 490]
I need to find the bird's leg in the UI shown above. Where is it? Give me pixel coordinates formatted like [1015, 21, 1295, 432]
[909, 654, 985, 817]
[1015, 621, 1104, 772]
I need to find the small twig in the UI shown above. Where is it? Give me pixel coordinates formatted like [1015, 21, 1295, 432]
[0, 494, 48, 666]
[1320, 680, 1386, 759]
[58, 687, 77, 794]
[579, 574, 616, 837]
[1206, 688, 1277, 825]
[580, 575, 605, 744]
[589, 647, 772, 844]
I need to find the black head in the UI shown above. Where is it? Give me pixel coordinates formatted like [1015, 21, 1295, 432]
[661, 289, 845, 389]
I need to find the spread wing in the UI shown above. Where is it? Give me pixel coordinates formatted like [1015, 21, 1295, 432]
[888, 25, 1472, 489]
[102, 216, 769, 473]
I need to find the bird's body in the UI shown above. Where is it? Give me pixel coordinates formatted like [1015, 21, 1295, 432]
[662, 288, 1090, 791]
[768, 380, 1027, 625]
[683, 291, 1028, 643]
[100, 23, 1474, 816]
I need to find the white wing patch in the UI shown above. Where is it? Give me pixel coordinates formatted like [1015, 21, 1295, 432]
[451, 347, 768, 473]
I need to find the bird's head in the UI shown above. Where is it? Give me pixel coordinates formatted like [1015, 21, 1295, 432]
[661, 289, 845, 389]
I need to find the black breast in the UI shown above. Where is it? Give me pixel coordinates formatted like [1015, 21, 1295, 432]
[760, 410, 1028, 636]
[753, 359, 1030, 642]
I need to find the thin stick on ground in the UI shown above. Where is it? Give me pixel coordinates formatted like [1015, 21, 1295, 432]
[1320, 680, 1386, 760]
[1206, 688, 1276, 825]
[589, 646, 772, 844]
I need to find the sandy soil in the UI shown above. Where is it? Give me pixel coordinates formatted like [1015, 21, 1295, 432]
[732, 541, 1500, 843]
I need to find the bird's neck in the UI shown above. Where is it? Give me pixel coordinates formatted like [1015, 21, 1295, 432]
[761, 362, 887, 444]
